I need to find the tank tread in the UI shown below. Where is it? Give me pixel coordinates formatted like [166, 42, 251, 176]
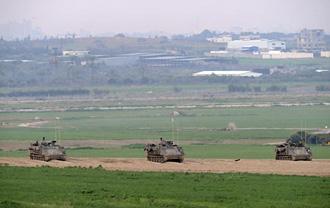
[57, 156, 67, 161]
[30, 153, 46, 161]
[306, 157, 312, 161]
[31, 154, 67, 161]
[147, 155, 166, 163]
[275, 155, 292, 160]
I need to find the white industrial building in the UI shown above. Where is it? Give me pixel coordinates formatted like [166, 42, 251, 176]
[316, 69, 329, 73]
[207, 35, 232, 43]
[227, 39, 286, 51]
[321, 51, 330, 58]
[62, 50, 90, 57]
[192, 71, 262, 78]
[209, 50, 229, 55]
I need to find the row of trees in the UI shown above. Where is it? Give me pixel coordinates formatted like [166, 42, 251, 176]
[316, 85, 330, 91]
[0, 88, 112, 98]
[228, 84, 287, 93]
[289, 131, 328, 145]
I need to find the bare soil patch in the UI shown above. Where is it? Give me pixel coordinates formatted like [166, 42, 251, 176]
[17, 120, 49, 128]
[0, 157, 329, 177]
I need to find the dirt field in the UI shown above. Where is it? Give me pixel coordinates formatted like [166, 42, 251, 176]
[1, 157, 329, 176]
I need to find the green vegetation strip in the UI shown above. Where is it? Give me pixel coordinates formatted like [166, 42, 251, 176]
[0, 166, 329, 208]
[1, 105, 329, 141]
[1, 144, 330, 159]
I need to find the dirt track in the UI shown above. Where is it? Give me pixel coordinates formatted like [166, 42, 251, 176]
[1, 157, 329, 176]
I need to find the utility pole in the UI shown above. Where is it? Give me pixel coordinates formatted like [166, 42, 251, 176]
[55, 117, 61, 142]
[171, 115, 174, 141]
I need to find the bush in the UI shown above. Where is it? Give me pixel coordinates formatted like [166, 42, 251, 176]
[316, 85, 330, 91]
[173, 86, 182, 93]
[228, 85, 263, 93]
[228, 84, 252, 92]
[253, 86, 262, 92]
[93, 89, 110, 96]
[266, 85, 287, 92]
[288, 131, 322, 144]
[0, 89, 90, 97]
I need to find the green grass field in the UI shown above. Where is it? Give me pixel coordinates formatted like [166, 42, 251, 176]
[1, 144, 330, 159]
[0, 166, 329, 208]
[1, 105, 329, 141]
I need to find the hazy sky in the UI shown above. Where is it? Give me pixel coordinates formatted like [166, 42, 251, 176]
[1, 0, 330, 36]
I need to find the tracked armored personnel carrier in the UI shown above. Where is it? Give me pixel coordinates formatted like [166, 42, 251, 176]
[29, 137, 66, 161]
[144, 138, 184, 163]
[275, 139, 312, 161]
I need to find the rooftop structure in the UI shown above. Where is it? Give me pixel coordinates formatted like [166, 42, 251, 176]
[262, 51, 313, 59]
[139, 54, 235, 66]
[192, 70, 262, 78]
[321, 51, 330, 58]
[62, 50, 90, 57]
[227, 39, 286, 51]
[207, 35, 232, 43]
[239, 34, 261, 40]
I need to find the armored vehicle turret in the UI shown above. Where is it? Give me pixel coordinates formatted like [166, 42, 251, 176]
[29, 137, 66, 161]
[275, 138, 312, 161]
[144, 138, 184, 163]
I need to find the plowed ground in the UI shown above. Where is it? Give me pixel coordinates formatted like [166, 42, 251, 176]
[1, 157, 329, 176]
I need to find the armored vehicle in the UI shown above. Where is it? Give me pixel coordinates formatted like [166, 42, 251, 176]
[29, 137, 66, 161]
[144, 138, 184, 163]
[275, 139, 312, 161]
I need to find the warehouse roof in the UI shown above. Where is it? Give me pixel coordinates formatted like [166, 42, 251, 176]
[192, 70, 262, 78]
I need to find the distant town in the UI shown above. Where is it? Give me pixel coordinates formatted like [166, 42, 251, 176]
[0, 28, 330, 88]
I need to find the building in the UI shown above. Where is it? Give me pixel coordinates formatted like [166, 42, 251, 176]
[207, 50, 261, 58]
[227, 39, 286, 51]
[239, 34, 261, 40]
[207, 35, 232, 43]
[209, 50, 229, 55]
[139, 54, 235, 66]
[262, 51, 313, 59]
[192, 70, 262, 78]
[316, 69, 329, 73]
[62, 50, 90, 57]
[321, 51, 330, 58]
[296, 29, 326, 51]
